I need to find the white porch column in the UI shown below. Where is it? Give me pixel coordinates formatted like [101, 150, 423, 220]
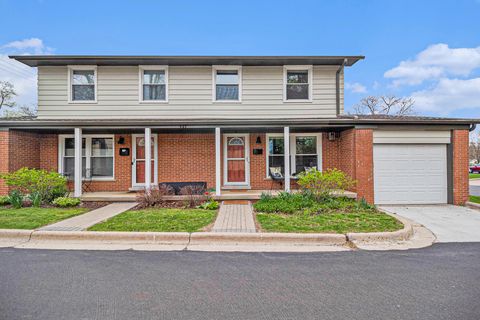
[144, 128, 152, 191]
[73, 128, 83, 198]
[215, 127, 221, 196]
[284, 126, 290, 192]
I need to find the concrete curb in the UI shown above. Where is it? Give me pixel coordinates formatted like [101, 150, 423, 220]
[0, 229, 33, 241]
[26, 230, 190, 245]
[190, 232, 347, 246]
[465, 201, 480, 210]
[347, 209, 414, 243]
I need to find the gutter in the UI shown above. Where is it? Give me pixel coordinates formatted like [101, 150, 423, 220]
[470, 123, 477, 132]
[336, 58, 347, 116]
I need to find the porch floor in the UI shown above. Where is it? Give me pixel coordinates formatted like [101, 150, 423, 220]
[80, 190, 357, 202]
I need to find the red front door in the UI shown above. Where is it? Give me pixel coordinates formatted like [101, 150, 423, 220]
[225, 135, 249, 185]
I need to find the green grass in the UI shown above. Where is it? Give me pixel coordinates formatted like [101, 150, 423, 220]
[88, 208, 217, 232]
[257, 212, 403, 233]
[469, 173, 480, 179]
[469, 195, 480, 204]
[254, 193, 403, 233]
[0, 207, 88, 229]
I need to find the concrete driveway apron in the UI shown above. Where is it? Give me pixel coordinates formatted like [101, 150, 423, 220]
[380, 205, 480, 243]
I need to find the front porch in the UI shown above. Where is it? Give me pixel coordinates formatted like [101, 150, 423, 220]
[80, 190, 358, 202]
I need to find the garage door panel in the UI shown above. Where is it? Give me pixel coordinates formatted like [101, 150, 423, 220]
[374, 144, 447, 204]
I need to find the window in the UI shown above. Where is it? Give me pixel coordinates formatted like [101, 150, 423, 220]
[68, 66, 97, 102]
[284, 66, 312, 101]
[294, 136, 317, 174]
[140, 66, 168, 102]
[268, 137, 285, 175]
[213, 66, 241, 101]
[60, 135, 114, 180]
[266, 133, 321, 177]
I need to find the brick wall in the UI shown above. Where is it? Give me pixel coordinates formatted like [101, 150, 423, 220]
[158, 133, 216, 189]
[452, 129, 469, 205]
[354, 129, 374, 203]
[8, 130, 40, 172]
[0, 130, 9, 194]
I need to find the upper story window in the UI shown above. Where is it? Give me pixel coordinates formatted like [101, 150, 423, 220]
[213, 66, 242, 102]
[283, 65, 313, 102]
[139, 66, 168, 102]
[68, 66, 97, 103]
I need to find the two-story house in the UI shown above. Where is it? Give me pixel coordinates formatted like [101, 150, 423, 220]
[0, 55, 475, 205]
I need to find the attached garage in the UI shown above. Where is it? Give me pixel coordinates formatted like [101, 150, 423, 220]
[373, 131, 450, 205]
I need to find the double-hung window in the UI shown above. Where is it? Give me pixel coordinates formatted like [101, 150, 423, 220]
[69, 66, 97, 102]
[266, 133, 321, 177]
[213, 66, 241, 101]
[139, 66, 168, 102]
[60, 135, 114, 180]
[284, 65, 312, 101]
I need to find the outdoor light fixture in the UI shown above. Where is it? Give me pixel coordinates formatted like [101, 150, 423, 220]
[256, 136, 262, 144]
[117, 136, 125, 144]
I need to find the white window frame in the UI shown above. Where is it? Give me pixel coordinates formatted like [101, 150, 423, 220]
[58, 134, 115, 181]
[212, 65, 242, 103]
[68, 65, 97, 104]
[283, 65, 313, 103]
[139, 65, 169, 103]
[265, 133, 322, 178]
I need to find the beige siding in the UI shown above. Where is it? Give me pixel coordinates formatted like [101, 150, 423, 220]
[373, 130, 451, 144]
[37, 65, 343, 119]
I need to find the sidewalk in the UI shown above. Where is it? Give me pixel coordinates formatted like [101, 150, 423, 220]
[39, 202, 138, 231]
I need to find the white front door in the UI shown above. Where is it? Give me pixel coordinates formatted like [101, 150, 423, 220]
[132, 134, 158, 188]
[223, 134, 250, 186]
[373, 144, 448, 204]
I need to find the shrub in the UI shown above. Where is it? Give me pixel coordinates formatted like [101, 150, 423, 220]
[254, 192, 316, 214]
[179, 185, 207, 208]
[28, 192, 42, 208]
[8, 190, 24, 209]
[1, 168, 68, 204]
[52, 197, 81, 207]
[198, 200, 219, 210]
[0, 196, 10, 206]
[136, 184, 175, 208]
[296, 168, 356, 201]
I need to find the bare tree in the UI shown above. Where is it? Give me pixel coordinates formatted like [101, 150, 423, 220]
[0, 81, 16, 112]
[470, 129, 480, 164]
[353, 95, 415, 115]
[3, 105, 37, 118]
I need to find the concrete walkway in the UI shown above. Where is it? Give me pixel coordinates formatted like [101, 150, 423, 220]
[39, 202, 138, 231]
[212, 202, 256, 233]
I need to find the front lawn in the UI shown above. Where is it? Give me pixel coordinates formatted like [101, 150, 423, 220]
[469, 173, 480, 179]
[88, 208, 217, 232]
[469, 195, 480, 204]
[254, 193, 403, 233]
[0, 207, 88, 229]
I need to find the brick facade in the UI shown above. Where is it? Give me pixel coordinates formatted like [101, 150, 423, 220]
[452, 129, 469, 205]
[0, 129, 469, 205]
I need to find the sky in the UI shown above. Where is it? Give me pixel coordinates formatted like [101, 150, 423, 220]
[0, 0, 479, 118]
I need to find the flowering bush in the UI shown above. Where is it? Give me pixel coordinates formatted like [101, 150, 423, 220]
[297, 168, 356, 201]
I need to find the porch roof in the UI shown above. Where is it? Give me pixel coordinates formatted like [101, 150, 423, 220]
[10, 55, 364, 67]
[0, 115, 478, 131]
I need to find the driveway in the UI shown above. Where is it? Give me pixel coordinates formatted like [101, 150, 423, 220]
[469, 179, 480, 196]
[380, 205, 480, 242]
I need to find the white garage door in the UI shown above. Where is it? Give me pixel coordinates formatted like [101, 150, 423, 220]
[374, 144, 448, 204]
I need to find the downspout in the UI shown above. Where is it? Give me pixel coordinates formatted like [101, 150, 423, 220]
[336, 58, 347, 116]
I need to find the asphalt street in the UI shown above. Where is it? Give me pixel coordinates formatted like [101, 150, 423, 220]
[1, 244, 479, 320]
[470, 184, 480, 196]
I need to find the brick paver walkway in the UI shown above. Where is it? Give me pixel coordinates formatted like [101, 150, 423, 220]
[212, 202, 256, 233]
[39, 202, 138, 231]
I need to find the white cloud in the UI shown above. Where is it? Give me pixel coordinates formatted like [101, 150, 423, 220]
[345, 82, 367, 93]
[412, 78, 480, 114]
[0, 38, 53, 111]
[384, 43, 480, 86]
[2, 38, 52, 55]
